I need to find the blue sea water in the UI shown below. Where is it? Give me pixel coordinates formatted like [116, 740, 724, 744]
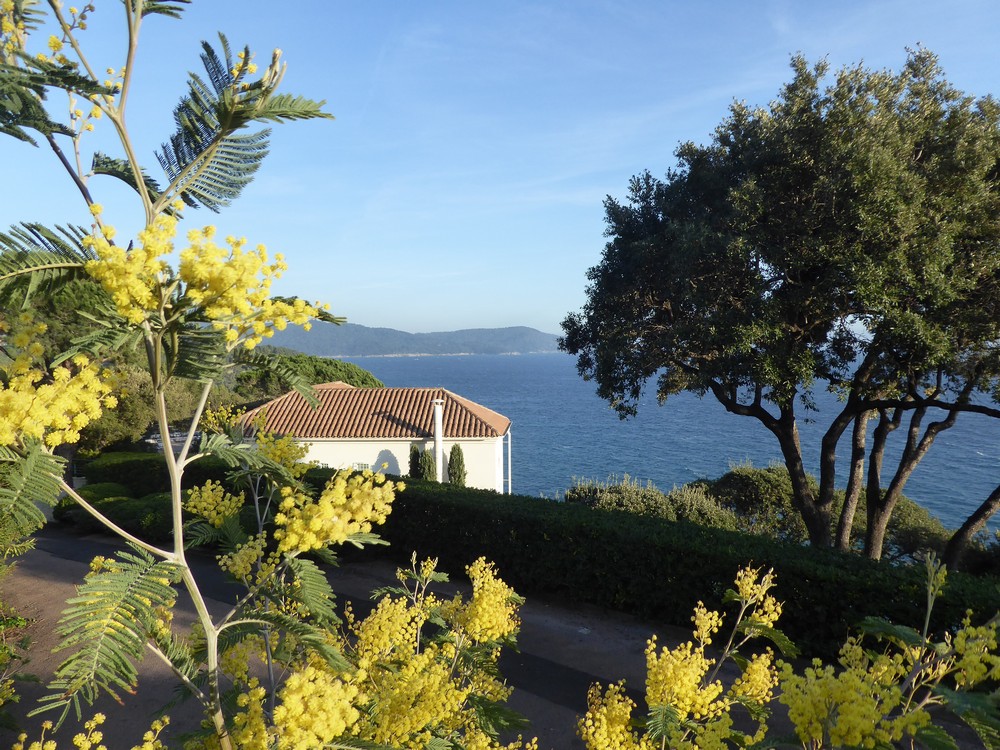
[344, 352, 1000, 533]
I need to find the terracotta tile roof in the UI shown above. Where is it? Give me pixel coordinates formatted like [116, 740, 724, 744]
[243, 382, 511, 440]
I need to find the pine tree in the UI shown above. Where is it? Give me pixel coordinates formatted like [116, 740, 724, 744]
[448, 444, 467, 487]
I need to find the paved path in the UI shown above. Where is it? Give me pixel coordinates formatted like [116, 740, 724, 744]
[2, 528, 985, 749]
[0, 527, 675, 749]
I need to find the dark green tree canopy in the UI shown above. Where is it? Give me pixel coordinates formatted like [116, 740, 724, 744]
[562, 49, 1000, 553]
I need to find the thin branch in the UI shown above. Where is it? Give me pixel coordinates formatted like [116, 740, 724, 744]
[58, 478, 173, 559]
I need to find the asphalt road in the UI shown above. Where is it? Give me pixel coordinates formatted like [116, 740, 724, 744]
[0, 526, 668, 749]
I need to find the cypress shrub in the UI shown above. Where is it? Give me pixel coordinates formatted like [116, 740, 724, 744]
[418, 449, 436, 482]
[448, 444, 467, 487]
[408, 444, 421, 479]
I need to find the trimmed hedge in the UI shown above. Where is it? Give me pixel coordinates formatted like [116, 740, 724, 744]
[84, 451, 231, 495]
[53, 492, 173, 543]
[378, 479, 999, 657]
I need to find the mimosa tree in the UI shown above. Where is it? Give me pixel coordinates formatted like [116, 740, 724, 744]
[0, 3, 535, 749]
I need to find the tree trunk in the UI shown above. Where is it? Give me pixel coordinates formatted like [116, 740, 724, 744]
[865, 401, 960, 559]
[864, 407, 901, 559]
[836, 410, 870, 550]
[943, 484, 1000, 570]
[775, 409, 832, 547]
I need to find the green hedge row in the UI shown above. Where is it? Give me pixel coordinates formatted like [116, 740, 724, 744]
[77, 456, 997, 657]
[375, 479, 998, 657]
[84, 451, 230, 495]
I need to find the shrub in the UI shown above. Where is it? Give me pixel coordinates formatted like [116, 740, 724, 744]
[419, 449, 436, 481]
[708, 464, 810, 542]
[408, 444, 421, 479]
[565, 475, 738, 530]
[382, 479, 998, 657]
[83, 451, 231, 496]
[448, 444, 467, 487]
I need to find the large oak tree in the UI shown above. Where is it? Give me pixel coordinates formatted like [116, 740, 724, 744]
[561, 49, 1000, 560]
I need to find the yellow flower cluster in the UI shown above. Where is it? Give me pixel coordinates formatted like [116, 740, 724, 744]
[578, 682, 654, 750]
[13, 714, 168, 750]
[274, 469, 398, 554]
[231, 680, 271, 750]
[734, 565, 782, 627]
[450, 557, 521, 643]
[729, 648, 777, 705]
[645, 635, 726, 721]
[255, 430, 312, 477]
[184, 480, 244, 527]
[778, 653, 924, 748]
[178, 228, 283, 320]
[272, 664, 361, 749]
[951, 611, 1000, 687]
[369, 644, 468, 748]
[199, 403, 245, 435]
[217, 533, 267, 582]
[84, 210, 173, 324]
[177, 226, 328, 350]
[85, 210, 326, 347]
[349, 595, 424, 671]
[1, 0, 26, 62]
[0, 313, 115, 448]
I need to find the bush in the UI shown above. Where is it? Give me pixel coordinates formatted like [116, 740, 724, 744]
[707, 464, 810, 542]
[565, 475, 738, 530]
[83, 451, 231, 496]
[408, 444, 421, 479]
[381, 479, 998, 657]
[448, 444, 467, 487]
[419, 449, 436, 481]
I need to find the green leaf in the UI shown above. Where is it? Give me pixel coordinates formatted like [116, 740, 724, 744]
[645, 702, 683, 740]
[155, 35, 332, 213]
[933, 687, 1000, 748]
[286, 556, 339, 625]
[233, 346, 323, 407]
[0, 441, 63, 537]
[91, 152, 165, 203]
[856, 616, 924, 647]
[137, 0, 192, 18]
[162, 320, 228, 382]
[735, 621, 799, 657]
[0, 223, 91, 307]
[343, 531, 388, 549]
[34, 546, 180, 725]
[912, 724, 960, 750]
[244, 609, 349, 672]
[467, 694, 530, 737]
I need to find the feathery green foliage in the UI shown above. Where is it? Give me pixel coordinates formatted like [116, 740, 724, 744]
[38, 547, 180, 722]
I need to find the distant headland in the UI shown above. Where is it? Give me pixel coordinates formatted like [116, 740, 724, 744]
[270, 322, 560, 357]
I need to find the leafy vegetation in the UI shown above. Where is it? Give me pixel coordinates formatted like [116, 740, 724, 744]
[448, 443, 467, 487]
[561, 49, 1000, 562]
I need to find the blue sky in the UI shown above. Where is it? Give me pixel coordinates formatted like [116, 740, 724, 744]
[4, 1, 1000, 334]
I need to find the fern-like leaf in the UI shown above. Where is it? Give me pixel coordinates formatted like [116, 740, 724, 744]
[0, 441, 63, 537]
[240, 610, 349, 672]
[154, 35, 332, 213]
[137, 0, 191, 18]
[91, 152, 166, 203]
[232, 346, 322, 407]
[34, 547, 180, 723]
[0, 223, 91, 306]
[286, 556, 339, 625]
[162, 320, 228, 382]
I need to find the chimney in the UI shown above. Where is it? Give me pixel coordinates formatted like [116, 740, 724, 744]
[432, 398, 444, 483]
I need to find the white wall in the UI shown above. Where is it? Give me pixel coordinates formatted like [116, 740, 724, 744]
[301, 437, 506, 493]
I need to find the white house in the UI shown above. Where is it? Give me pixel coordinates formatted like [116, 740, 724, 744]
[244, 382, 512, 493]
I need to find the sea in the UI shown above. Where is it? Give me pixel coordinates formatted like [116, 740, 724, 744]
[343, 352, 1000, 534]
